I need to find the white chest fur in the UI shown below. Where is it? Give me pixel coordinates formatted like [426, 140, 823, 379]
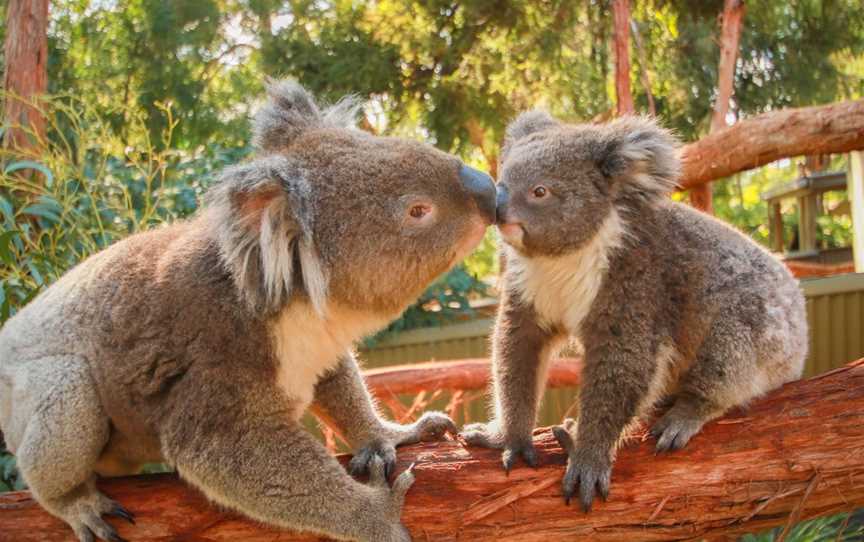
[270, 303, 387, 417]
[507, 211, 625, 337]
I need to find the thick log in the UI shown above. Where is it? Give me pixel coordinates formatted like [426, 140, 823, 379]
[679, 99, 864, 189]
[364, 357, 582, 396]
[2, 358, 863, 540]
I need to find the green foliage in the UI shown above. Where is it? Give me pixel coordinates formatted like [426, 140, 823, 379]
[741, 511, 864, 542]
[712, 156, 854, 252]
[0, 94, 249, 321]
[0, 453, 25, 492]
[367, 263, 488, 346]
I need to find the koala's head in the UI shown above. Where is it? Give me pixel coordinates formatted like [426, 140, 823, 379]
[495, 112, 680, 256]
[207, 80, 496, 317]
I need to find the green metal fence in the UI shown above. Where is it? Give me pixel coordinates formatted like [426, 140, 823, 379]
[357, 273, 864, 427]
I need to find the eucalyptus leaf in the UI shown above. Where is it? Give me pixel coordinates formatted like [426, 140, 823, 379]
[0, 231, 18, 266]
[4, 161, 54, 186]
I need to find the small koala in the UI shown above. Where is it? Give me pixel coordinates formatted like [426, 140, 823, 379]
[461, 112, 807, 512]
[0, 81, 496, 541]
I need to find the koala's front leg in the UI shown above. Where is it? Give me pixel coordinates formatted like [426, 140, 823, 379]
[460, 292, 561, 471]
[312, 354, 456, 479]
[162, 385, 413, 542]
[553, 334, 655, 512]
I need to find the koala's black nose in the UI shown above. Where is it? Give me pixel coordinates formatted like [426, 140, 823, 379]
[495, 183, 509, 224]
[459, 164, 496, 224]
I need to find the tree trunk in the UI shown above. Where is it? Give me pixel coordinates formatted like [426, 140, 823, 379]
[629, 20, 656, 117]
[2, 358, 863, 541]
[3, 0, 49, 152]
[466, 118, 499, 178]
[679, 99, 864, 189]
[690, 0, 746, 214]
[612, 0, 634, 116]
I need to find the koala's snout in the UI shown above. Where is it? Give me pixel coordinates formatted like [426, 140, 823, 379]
[495, 183, 510, 224]
[459, 164, 496, 224]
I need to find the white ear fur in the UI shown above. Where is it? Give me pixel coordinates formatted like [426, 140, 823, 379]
[599, 117, 681, 199]
[298, 240, 328, 317]
[259, 198, 329, 316]
[259, 202, 297, 308]
[209, 155, 329, 315]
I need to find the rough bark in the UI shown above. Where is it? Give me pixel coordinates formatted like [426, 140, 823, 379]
[679, 99, 864, 189]
[690, 0, 746, 214]
[364, 358, 582, 396]
[3, 0, 49, 151]
[2, 359, 863, 541]
[612, 0, 635, 116]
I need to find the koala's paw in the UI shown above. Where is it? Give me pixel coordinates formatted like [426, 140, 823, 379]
[61, 494, 135, 542]
[459, 422, 504, 449]
[367, 456, 415, 542]
[350, 439, 398, 480]
[460, 422, 537, 472]
[410, 411, 458, 443]
[553, 425, 611, 512]
[650, 410, 705, 453]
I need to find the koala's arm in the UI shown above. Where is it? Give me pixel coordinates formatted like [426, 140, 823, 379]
[311, 354, 456, 476]
[161, 380, 413, 542]
[554, 312, 657, 511]
[461, 283, 560, 470]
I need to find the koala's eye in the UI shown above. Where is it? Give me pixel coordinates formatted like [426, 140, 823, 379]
[532, 185, 549, 199]
[408, 204, 431, 220]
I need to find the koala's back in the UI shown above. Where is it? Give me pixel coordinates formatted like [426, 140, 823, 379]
[624, 199, 807, 374]
[0, 216, 273, 451]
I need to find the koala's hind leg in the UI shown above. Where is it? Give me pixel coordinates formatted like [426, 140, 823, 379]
[11, 356, 132, 542]
[652, 317, 760, 453]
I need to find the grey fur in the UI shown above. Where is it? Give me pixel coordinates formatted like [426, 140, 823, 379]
[252, 79, 361, 152]
[0, 82, 493, 541]
[462, 113, 807, 512]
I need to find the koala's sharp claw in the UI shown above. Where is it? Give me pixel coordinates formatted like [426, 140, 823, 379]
[651, 409, 705, 454]
[598, 471, 611, 502]
[561, 450, 611, 511]
[109, 504, 135, 524]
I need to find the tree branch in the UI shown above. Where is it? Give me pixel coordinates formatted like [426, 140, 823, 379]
[2, 359, 863, 540]
[679, 99, 864, 189]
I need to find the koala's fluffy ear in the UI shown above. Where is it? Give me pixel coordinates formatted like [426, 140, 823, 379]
[252, 79, 362, 152]
[595, 116, 681, 199]
[502, 110, 559, 158]
[208, 155, 328, 315]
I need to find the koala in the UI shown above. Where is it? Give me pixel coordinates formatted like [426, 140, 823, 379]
[461, 112, 807, 512]
[0, 81, 496, 542]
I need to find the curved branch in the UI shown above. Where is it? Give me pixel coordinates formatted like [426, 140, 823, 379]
[363, 357, 582, 396]
[679, 99, 864, 188]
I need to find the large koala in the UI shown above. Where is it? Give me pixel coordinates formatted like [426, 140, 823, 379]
[461, 112, 807, 511]
[0, 81, 496, 541]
